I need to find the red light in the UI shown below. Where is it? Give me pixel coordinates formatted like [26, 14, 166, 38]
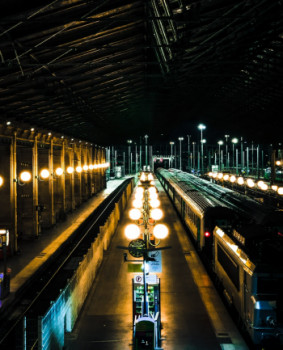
[278, 232, 283, 237]
[204, 231, 211, 237]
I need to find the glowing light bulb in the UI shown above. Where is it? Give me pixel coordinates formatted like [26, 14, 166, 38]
[67, 166, 74, 174]
[151, 208, 163, 221]
[40, 169, 50, 179]
[129, 208, 142, 220]
[20, 171, 32, 182]
[153, 224, 168, 239]
[125, 224, 140, 240]
[55, 167, 63, 176]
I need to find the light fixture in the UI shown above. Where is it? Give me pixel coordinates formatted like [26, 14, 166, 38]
[40, 169, 50, 179]
[55, 167, 64, 176]
[0, 176, 3, 187]
[247, 179, 255, 188]
[151, 208, 163, 221]
[66, 166, 74, 174]
[76, 166, 82, 173]
[19, 171, 32, 182]
[150, 199, 160, 208]
[223, 174, 229, 181]
[278, 187, 283, 195]
[125, 224, 140, 240]
[237, 177, 244, 185]
[89, 165, 94, 170]
[129, 208, 142, 220]
[83, 165, 89, 171]
[133, 199, 143, 209]
[153, 224, 168, 239]
[230, 175, 236, 183]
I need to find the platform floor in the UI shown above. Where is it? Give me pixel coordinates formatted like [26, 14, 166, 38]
[65, 179, 249, 350]
[0, 178, 127, 309]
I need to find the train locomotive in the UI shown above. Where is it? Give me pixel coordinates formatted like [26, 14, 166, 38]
[156, 168, 283, 347]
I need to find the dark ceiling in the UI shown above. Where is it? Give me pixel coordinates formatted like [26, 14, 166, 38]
[0, 0, 282, 146]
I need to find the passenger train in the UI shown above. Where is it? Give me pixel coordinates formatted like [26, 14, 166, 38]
[156, 168, 283, 348]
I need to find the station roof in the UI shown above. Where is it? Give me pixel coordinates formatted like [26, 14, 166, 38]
[0, 0, 282, 145]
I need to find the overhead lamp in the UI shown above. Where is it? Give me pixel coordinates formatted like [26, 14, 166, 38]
[153, 224, 168, 239]
[148, 186, 157, 194]
[237, 177, 244, 185]
[278, 187, 283, 195]
[83, 165, 89, 171]
[150, 199, 160, 208]
[134, 192, 143, 201]
[136, 187, 144, 195]
[0, 176, 3, 187]
[40, 169, 50, 179]
[217, 173, 223, 179]
[247, 179, 255, 188]
[76, 166, 82, 173]
[89, 165, 94, 170]
[125, 224, 140, 240]
[151, 208, 163, 221]
[223, 174, 229, 181]
[230, 175, 236, 183]
[66, 166, 74, 174]
[55, 167, 64, 176]
[129, 208, 142, 220]
[271, 185, 278, 191]
[149, 192, 158, 200]
[133, 199, 143, 209]
[19, 171, 32, 183]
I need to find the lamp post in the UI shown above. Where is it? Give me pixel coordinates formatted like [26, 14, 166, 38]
[192, 142, 196, 171]
[187, 135, 191, 171]
[178, 137, 184, 170]
[232, 138, 238, 172]
[198, 124, 206, 174]
[127, 139, 132, 174]
[144, 135, 149, 170]
[218, 140, 223, 171]
[224, 134, 230, 169]
[169, 142, 174, 168]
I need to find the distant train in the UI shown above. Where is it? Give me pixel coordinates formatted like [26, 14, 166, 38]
[156, 168, 283, 348]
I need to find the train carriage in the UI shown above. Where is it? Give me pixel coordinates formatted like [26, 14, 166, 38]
[214, 225, 283, 346]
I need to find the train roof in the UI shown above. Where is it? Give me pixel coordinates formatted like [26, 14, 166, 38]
[160, 168, 274, 225]
[216, 224, 283, 271]
[157, 168, 234, 215]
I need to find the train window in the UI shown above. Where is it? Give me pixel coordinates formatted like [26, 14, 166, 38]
[217, 244, 240, 291]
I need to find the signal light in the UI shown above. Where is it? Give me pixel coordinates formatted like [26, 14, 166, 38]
[204, 231, 211, 238]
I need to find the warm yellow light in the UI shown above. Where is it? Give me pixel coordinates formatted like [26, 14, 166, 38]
[0, 176, 3, 187]
[140, 173, 146, 181]
[150, 181, 155, 185]
[278, 187, 283, 195]
[129, 208, 142, 220]
[153, 224, 168, 239]
[19, 171, 32, 182]
[55, 167, 63, 176]
[230, 175, 236, 183]
[136, 187, 144, 195]
[150, 199, 160, 208]
[261, 183, 268, 191]
[93, 164, 98, 169]
[149, 192, 158, 201]
[67, 166, 74, 174]
[276, 160, 281, 166]
[257, 180, 264, 188]
[133, 199, 143, 209]
[217, 173, 223, 179]
[83, 165, 89, 171]
[125, 224, 140, 240]
[105, 162, 110, 168]
[271, 185, 278, 191]
[134, 192, 143, 201]
[76, 166, 82, 173]
[151, 208, 163, 221]
[148, 173, 154, 181]
[237, 177, 244, 185]
[212, 173, 217, 178]
[223, 174, 229, 181]
[208, 172, 213, 177]
[247, 179, 255, 188]
[148, 186, 157, 194]
[89, 165, 94, 170]
[40, 169, 50, 179]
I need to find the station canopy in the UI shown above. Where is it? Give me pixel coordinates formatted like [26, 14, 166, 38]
[0, 0, 282, 145]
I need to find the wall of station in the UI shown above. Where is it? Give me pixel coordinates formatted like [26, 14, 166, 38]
[36, 179, 133, 349]
[0, 124, 107, 256]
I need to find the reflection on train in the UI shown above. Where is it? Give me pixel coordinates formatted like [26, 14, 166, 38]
[156, 168, 283, 348]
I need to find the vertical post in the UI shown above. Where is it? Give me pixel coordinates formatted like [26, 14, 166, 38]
[187, 135, 190, 171]
[49, 138, 55, 225]
[11, 133, 17, 253]
[61, 140, 66, 211]
[32, 136, 39, 237]
[145, 135, 148, 169]
[256, 145, 259, 179]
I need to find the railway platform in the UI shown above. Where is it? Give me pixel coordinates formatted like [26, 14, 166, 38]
[0, 178, 128, 311]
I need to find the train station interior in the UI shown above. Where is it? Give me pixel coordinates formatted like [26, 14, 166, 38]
[0, 1, 283, 349]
